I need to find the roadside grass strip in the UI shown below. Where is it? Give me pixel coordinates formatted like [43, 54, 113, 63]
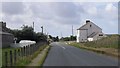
[27, 45, 50, 67]
[38, 46, 50, 66]
[69, 42, 119, 58]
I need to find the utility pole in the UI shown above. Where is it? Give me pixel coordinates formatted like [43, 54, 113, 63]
[61, 32, 63, 41]
[33, 22, 34, 32]
[41, 26, 43, 34]
[72, 25, 73, 36]
[71, 25, 73, 41]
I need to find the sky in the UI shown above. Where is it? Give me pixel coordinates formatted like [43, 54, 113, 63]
[0, 2, 118, 37]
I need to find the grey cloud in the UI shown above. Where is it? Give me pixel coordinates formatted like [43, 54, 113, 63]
[29, 2, 83, 25]
[54, 15, 80, 25]
[2, 2, 25, 15]
[30, 3, 54, 20]
[52, 2, 81, 18]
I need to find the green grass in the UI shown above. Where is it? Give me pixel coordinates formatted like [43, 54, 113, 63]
[39, 46, 51, 66]
[0, 49, 2, 68]
[69, 35, 119, 58]
[82, 35, 119, 48]
[70, 42, 105, 53]
[2, 47, 20, 66]
[16, 45, 47, 66]
[2, 45, 47, 66]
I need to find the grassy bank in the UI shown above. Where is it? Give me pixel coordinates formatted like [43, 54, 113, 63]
[70, 35, 119, 58]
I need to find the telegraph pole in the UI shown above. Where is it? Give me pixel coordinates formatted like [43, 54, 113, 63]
[33, 22, 34, 31]
[61, 32, 63, 41]
[41, 26, 43, 34]
[72, 25, 73, 36]
[71, 25, 73, 41]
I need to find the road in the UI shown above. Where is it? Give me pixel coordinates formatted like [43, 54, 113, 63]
[43, 42, 118, 66]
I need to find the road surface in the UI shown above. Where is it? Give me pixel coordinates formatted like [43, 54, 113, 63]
[43, 42, 118, 66]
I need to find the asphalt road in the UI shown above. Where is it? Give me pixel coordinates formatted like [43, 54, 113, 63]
[43, 42, 118, 66]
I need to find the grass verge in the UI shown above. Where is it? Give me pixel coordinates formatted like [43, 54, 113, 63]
[69, 42, 119, 58]
[38, 46, 51, 66]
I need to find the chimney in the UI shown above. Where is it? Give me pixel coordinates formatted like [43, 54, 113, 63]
[3, 22, 6, 27]
[86, 20, 90, 23]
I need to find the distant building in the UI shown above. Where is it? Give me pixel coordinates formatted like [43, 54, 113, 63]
[76, 20, 106, 42]
[0, 21, 14, 48]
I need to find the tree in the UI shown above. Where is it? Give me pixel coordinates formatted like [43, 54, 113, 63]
[61, 36, 76, 41]
[56, 36, 59, 41]
[9, 25, 47, 43]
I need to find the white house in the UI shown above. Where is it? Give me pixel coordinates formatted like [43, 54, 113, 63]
[77, 20, 106, 42]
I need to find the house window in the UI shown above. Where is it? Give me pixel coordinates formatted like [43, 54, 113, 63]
[90, 24, 92, 27]
[99, 34, 103, 36]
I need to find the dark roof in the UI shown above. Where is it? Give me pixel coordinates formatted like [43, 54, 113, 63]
[0, 31, 13, 35]
[87, 32, 98, 38]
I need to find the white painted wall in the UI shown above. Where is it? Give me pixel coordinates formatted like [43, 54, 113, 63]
[76, 30, 80, 42]
[80, 30, 87, 42]
[88, 38, 93, 41]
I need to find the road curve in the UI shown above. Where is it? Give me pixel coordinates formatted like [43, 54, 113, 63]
[43, 42, 118, 66]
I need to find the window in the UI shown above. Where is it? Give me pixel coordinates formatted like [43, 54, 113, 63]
[99, 34, 103, 36]
[90, 24, 92, 27]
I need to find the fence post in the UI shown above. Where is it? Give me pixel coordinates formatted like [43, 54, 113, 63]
[28, 45, 30, 56]
[26, 45, 28, 56]
[10, 50, 13, 66]
[5, 52, 8, 66]
[23, 46, 25, 56]
[21, 48, 23, 57]
[32, 45, 34, 54]
[14, 50, 17, 65]
[18, 49, 20, 57]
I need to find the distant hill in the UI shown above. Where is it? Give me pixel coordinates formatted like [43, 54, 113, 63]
[82, 34, 119, 49]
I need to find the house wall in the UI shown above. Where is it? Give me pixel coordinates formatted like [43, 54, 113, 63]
[92, 33, 106, 41]
[76, 30, 80, 42]
[0, 22, 14, 48]
[1, 33, 14, 48]
[79, 29, 88, 42]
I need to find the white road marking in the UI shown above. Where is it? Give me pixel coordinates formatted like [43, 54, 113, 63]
[62, 47, 66, 49]
[56, 44, 66, 49]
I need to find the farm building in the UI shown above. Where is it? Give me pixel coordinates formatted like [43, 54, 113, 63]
[0, 21, 14, 48]
[76, 20, 106, 42]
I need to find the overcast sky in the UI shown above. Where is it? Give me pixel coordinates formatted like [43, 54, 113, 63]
[1, 2, 118, 37]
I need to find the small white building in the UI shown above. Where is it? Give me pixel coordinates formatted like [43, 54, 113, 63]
[77, 20, 106, 42]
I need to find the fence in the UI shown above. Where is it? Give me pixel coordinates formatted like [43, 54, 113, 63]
[2, 42, 47, 67]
